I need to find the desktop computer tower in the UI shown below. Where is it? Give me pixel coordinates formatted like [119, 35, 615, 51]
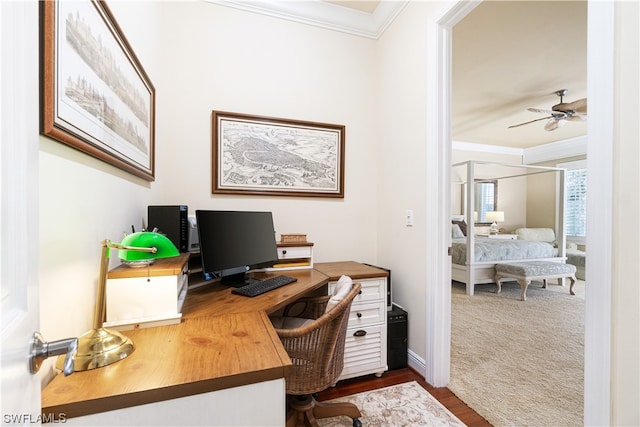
[147, 205, 189, 252]
[387, 304, 408, 370]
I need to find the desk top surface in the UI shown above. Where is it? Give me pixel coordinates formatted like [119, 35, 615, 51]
[181, 268, 330, 319]
[41, 311, 289, 419]
[41, 261, 388, 419]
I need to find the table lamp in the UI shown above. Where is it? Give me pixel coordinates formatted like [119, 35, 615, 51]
[486, 211, 505, 235]
[57, 232, 179, 371]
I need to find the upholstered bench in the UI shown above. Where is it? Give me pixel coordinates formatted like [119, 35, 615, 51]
[494, 261, 577, 301]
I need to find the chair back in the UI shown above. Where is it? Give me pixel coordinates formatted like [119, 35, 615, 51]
[276, 282, 361, 396]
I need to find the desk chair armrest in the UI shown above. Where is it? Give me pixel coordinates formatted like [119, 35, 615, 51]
[282, 295, 330, 320]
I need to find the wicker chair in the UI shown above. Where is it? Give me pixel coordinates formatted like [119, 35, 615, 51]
[274, 282, 362, 427]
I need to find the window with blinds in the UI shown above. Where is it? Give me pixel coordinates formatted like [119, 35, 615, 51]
[477, 185, 494, 221]
[474, 180, 496, 222]
[560, 161, 587, 239]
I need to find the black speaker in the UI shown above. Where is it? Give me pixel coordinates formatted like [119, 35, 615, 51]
[387, 304, 408, 370]
[147, 205, 188, 252]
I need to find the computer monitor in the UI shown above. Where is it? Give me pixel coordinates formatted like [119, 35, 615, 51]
[195, 210, 279, 287]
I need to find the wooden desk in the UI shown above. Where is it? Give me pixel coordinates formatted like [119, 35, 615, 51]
[41, 268, 328, 423]
[40, 263, 385, 425]
[314, 261, 390, 281]
[41, 311, 289, 420]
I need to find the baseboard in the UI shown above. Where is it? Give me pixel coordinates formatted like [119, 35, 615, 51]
[407, 349, 426, 378]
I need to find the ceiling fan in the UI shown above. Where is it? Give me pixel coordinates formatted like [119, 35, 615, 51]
[508, 89, 587, 131]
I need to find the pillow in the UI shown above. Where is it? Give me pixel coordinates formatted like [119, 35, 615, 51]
[452, 220, 467, 236]
[515, 228, 555, 242]
[325, 275, 353, 313]
[452, 224, 465, 239]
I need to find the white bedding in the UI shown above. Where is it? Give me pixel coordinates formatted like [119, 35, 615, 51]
[451, 236, 558, 265]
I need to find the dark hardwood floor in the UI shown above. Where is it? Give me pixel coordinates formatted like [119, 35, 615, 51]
[317, 367, 492, 427]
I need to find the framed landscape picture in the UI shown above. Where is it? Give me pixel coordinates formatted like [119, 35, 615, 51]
[212, 111, 345, 198]
[41, 0, 155, 181]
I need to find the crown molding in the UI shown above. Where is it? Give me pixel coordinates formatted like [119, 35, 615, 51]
[523, 135, 587, 164]
[203, 0, 408, 39]
[452, 140, 524, 157]
[453, 137, 587, 164]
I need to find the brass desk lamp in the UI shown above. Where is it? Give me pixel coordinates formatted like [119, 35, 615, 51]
[57, 232, 179, 371]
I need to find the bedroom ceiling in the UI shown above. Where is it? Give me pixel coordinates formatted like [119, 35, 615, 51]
[209, 1, 587, 150]
[453, 1, 587, 149]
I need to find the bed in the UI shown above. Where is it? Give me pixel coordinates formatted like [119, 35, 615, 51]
[451, 161, 567, 295]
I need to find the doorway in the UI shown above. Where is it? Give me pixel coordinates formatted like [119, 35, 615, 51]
[427, 1, 614, 425]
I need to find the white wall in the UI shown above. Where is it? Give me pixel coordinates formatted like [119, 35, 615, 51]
[38, 1, 380, 379]
[376, 0, 447, 369]
[38, 1, 158, 380]
[150, 2, 379, 263]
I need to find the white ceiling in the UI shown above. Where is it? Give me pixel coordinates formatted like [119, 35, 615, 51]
[208, 1, 587, 150]
[205, 0, 407, 38]
[324, 0, 381, 14]
[453, 1, 587, 149]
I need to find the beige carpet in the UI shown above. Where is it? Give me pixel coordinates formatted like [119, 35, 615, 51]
[449, 279, 585, 427]
[318, 381, 465, 426]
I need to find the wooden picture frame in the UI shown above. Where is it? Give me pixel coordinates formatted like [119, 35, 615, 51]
[41, 0, 155, 181]
[212, 111, 345, 198]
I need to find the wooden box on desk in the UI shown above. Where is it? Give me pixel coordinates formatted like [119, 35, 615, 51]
[104, 253, 190, 331]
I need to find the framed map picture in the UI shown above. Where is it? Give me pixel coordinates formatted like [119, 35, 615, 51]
[41, 0, 155, 181]
[212, 111, 345, 198]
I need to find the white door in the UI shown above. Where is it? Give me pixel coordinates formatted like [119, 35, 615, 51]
[1, 0, 42, 420]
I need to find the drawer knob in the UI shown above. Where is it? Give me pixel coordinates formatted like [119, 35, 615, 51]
[356, 312, 362, 318]
[282, 250, 287, 255]
[353, 329, 367, 337]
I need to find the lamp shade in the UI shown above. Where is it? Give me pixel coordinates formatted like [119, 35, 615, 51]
[118, 232, 179, 262]
[485, 211, 505, 223]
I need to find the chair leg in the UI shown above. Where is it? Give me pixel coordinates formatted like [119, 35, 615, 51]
[313, 400, 361, 420]
[287, 395, 362, 427]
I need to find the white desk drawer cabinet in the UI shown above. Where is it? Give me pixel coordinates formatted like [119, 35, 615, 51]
[329, 277, 388, 380]
[347, 301, 386, 326]
[341, 324, 386, 379]
[105, 254, 190, 330]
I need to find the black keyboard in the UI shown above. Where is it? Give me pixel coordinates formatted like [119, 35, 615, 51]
[231, 275, 298, 297]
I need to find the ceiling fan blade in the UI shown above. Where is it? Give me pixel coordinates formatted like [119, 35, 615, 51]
[544, 118, 561, 131]
[508, 116, 554, 129]
[553, 98, 587, 114]
[528, 107, 555, 114]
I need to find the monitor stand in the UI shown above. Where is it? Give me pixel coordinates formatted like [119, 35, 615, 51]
[220, 271, 259, 288]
